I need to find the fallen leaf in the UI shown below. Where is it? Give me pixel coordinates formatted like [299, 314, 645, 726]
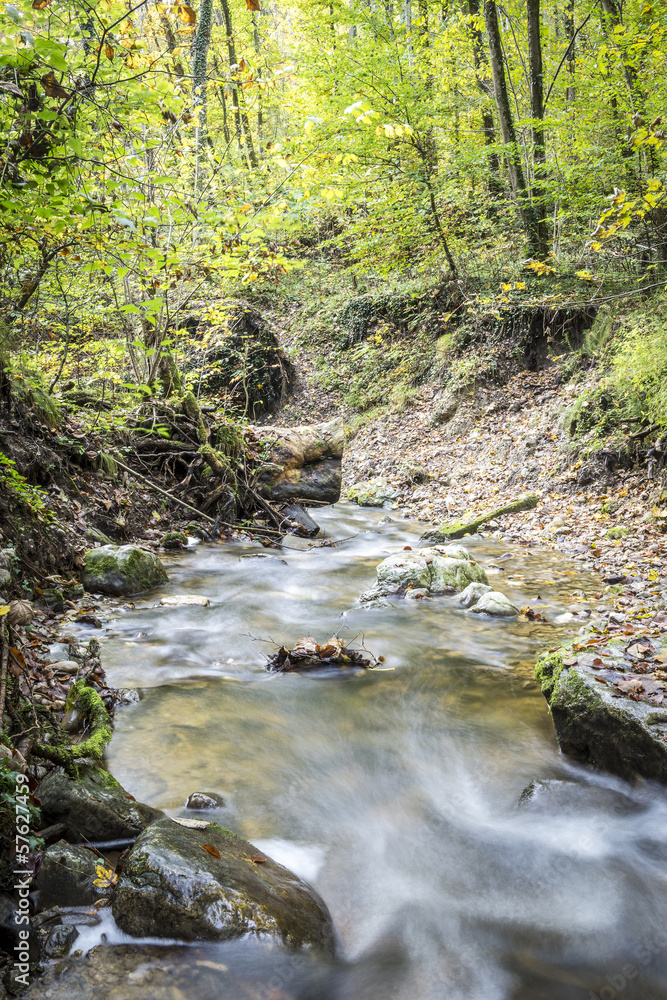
[562, 657, 578, 666]
[172, 816, 210, 829]
[202, 844, 221, 858]
[617, 677, 644, 695]
[251, 855, 267, 863]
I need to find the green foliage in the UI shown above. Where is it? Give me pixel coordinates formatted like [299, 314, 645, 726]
[0, 453, 51, 518]
[0, 761, 43, 860]
[608, 294, 667, 431]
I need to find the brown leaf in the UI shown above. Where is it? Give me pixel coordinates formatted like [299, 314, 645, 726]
[9, 648, 25, 668]
[617, 677, 644, 695]
[32, 0, 51, 8]
[246, 0, 261, 8]
[177, 4, 197, 23]
[250, 855, 267, 863]
[0, 82, 24, 96]
[561, 657, 578, 666]
[40, 71, 70, 100]
[202, 844, 221, 858]
[104, 42, 114, 60]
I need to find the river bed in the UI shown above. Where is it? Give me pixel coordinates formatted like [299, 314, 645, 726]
[34, 504, 667, 1000]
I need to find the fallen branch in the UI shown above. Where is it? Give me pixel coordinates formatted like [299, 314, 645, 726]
[423, 493, 540, 541]
[0, 624, 8, 733]
[111, 454, 216, 525]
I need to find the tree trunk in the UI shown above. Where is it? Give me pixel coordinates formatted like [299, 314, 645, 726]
[219, 0, 259, 167]
[527, 0, 548, 257]
[467, 0, 500, 195]
[484, 0, 541, 255]
[192, 0, 213, 192]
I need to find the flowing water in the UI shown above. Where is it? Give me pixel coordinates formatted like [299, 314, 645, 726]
[35, 504, 667, 1000]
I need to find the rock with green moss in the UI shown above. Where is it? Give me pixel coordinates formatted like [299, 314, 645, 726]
[347, 477, 398, 507]
[535, 639, 667, 783]
[368, 544, 488, 599]
[161, 531, 188, 550]
[112, 817, 335, 951]
[35, 843, 100, 908]
[37, 767, 163, 842]
[605, 526, 629, 540]
[82, 544, 168, 596]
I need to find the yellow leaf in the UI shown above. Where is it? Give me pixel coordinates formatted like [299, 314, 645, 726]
[576, 270, 595, 281]
[0, 606, 9, 617]
[514, 281, 526, 290]
[500, 282, 512, 292]
[177, 4, 196, 24]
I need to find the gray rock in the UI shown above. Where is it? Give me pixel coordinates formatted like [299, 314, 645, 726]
[0, 569, 11, 589]
[37, 767, 163, 842]
[535, 643, 667, 782]
[457, 582, 492, 608]
[347, 477, 398, 507]
[370, 548, 488, 599]
[35, 844, 100, 908]
[185, 792, 225, 810]
[252, 419, 343, 504]
[429, 391, 458, 427]
[468, 591, 518, 617]
[82, 544, 168, 596]
[41, 923, 79, 959]
[112, 818, 335, 951]
[281, 502, 320, 538]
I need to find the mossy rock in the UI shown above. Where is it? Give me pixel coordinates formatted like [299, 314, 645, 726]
[605, 526, 629, 539]
[371, 545, 488, 597]
[535, 641, 667, 783]
[82, 544, 168, 596]
[161, 531, 188, 550]
[347, 478, 398, 507]
[37, 767, 163, 842]
[113, 817, 335, 951]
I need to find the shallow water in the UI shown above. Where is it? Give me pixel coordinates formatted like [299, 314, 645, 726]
[34, 505, 667, 1000]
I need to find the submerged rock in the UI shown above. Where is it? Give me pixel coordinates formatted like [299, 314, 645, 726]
[535, 639, 667, 783]
[468, 591, 518, 617]
[185, 792, 225, 810]
[159, 595, 211, 607]
[82, 545, 168, 596]
[112, 818, 335, 951]
[518, 778, 642, 816]
[37, 767, 163, 842]
[35, 844, 100, 908]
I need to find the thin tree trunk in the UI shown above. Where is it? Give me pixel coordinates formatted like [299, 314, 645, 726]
[192, 0, 213, 193]
[484, 0, 541, 254]
[564, 0, 575, 104]
[467, 0, 500, 194]
[527, 0, 548, 256]
[219, 0, 259, 167]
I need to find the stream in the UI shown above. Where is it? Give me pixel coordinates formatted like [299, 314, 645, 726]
[38, 504, 667, 1000]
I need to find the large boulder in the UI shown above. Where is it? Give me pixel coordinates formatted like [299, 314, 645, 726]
[112, 818, 335, 952]
[82, 545, 168, 596]
[183, 299, 293, 418]
[37, 768, 163, 843]
[249, 419, 344, 505]
[535, 636, 667, 783]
